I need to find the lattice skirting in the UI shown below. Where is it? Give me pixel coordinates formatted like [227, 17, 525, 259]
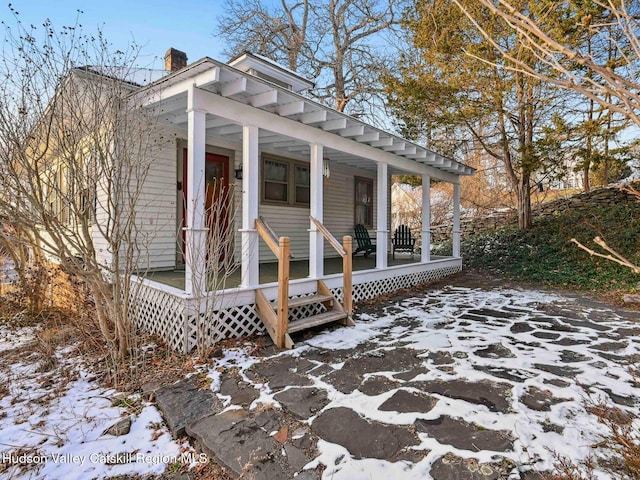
[132, 263, 462, 353]
[129, 282, 190, 353]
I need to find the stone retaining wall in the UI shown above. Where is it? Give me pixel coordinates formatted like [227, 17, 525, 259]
[431, 184, 638, 243]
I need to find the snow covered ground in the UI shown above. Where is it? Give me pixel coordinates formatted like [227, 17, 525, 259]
[0, 330, 194, 480]
[1, 281, 638, 479]
[204, 284, 640, 479]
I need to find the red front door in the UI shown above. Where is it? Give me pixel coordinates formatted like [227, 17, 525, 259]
[181, 150, 230, 262]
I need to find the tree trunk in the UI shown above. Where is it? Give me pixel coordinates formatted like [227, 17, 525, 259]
[583, 167, 590, 192]
[517, 173, 532, 230]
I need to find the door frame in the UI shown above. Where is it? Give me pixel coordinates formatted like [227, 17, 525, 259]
[179, 148, 231, 265]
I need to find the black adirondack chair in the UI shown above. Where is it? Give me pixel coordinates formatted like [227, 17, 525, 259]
[392, 225, 416, 259]
[353, 224, 376, 257]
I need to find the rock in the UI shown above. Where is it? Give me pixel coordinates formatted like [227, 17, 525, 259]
[393, 366, 430, 381]
[474, 343, 515, 359]
[532, 331, 561, 340]
[102, 416, 131, 437]
[623, 294, 640, 304]
[511, 322, 535, 333]
[559, 350, 592, 363]
[378, 389, 438, 414]
[219, 375, 260, 406]
[186, 409, 287, 480]
[429, 453, 515, 480]
[427, 351, 455, 365]
[322, 368, 363, 394]
[543, 378, 571, 388]
[474, 365, 534, 383]
[590, 341, 629, 352]
[359, 376, 400, 396]
[411, 379, 512, 413]
[312, 407, 419, 460]
[154, 376, 222, 437]
[250, 356, 315, 391]
[274, 387, 330, 419]
[533, 363, 582, 378]
[467, 308, 519, 319]
[415, 416, 514, 452]
[601, 387, 637, 407]
[520, 387, 570, 411]
[283, 443, 311, 472]
[274, 425, 288, 444]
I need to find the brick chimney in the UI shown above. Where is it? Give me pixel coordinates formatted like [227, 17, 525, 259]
[164, 48, 187, 72]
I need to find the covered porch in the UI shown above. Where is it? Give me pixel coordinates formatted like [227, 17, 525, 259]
[129, 53, 474, 352]
[147, 254, 449, 290]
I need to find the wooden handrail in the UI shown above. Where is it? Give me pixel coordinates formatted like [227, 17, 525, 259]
[342, 235, 353, 316]
[259, 215, 279, 245]
[255, 217, 279, 257]
[255, 216, 291, 348]
[309, 215, 352, 316]
[309, 216, 346, 256]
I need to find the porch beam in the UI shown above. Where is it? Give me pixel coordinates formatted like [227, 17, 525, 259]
[401, 146, 417, 155]
[142, 67, 220, 106]
[421, 175, 431, 263]
[212, 124, 243, 136]
[301, 110, 328, 124]
[221, 77, 248, 97]
[286, 145, 311, 152]
[322, 118, 348, 131]
[408, 151, 427, 159]
[453, 183, 461, 257]
[249, 89, 278, 107]
[355, 132, 380, 143]
[205, 117, 234, 129]
[241, 124, 260, 287]
[309, 143, 324, 278]
[269, 140, 297, 149]
[376, 162, 389, 269]
[184, 85, 208, 296]
[370, 138, 394, 147]
[383, 142, 405, 152]
[340, 125, 365, 138]
[190, 87, 459, 182]
[277, 101, 305, 117]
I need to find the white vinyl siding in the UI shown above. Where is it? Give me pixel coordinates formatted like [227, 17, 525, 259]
[254, 162, 377, 262]
[92, 130, 178, 272]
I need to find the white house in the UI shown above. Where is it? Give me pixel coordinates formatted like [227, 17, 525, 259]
[114, 49, 474, 352]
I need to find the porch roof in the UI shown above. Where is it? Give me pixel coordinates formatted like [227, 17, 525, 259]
[133, 57, 475, 180]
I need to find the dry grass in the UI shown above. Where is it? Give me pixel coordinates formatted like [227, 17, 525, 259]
[548, 396, 640, 479]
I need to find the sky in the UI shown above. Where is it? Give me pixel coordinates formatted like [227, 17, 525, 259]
[2, 0, 229, 69]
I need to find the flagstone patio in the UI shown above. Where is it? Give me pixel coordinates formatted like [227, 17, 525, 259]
[153, 272, 640, 480]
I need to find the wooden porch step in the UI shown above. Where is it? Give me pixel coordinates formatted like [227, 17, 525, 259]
[288, 311, 348, 334]
[273, 293, 334, 310]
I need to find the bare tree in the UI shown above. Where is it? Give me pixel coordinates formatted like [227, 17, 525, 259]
[452, 0, 640, 128]
[217, 0, 311, 72]
[217, 0, 400, 116]
[0, 11, 172, 362]
[178, 179, 239, 356]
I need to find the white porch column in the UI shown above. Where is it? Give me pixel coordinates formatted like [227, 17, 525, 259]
[453, 182, 461, 257]
[309, 144, 324, 278]
[376, 162, 388, 269]
[185, 86, 207, 296]
[421, 175, 431, 263]
[240, 124, 260, 288]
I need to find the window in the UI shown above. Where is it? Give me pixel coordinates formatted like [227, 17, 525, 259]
[264, 158, 288, 203]
[354, 176, 373, 228]
[294, 164, 310, 204]
[262, 155, 310, 207]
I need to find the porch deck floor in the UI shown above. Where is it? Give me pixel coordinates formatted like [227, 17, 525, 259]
[146, 254, 439, 291]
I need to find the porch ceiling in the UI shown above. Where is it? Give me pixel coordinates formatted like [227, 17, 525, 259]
[140, 58, 474, 177]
